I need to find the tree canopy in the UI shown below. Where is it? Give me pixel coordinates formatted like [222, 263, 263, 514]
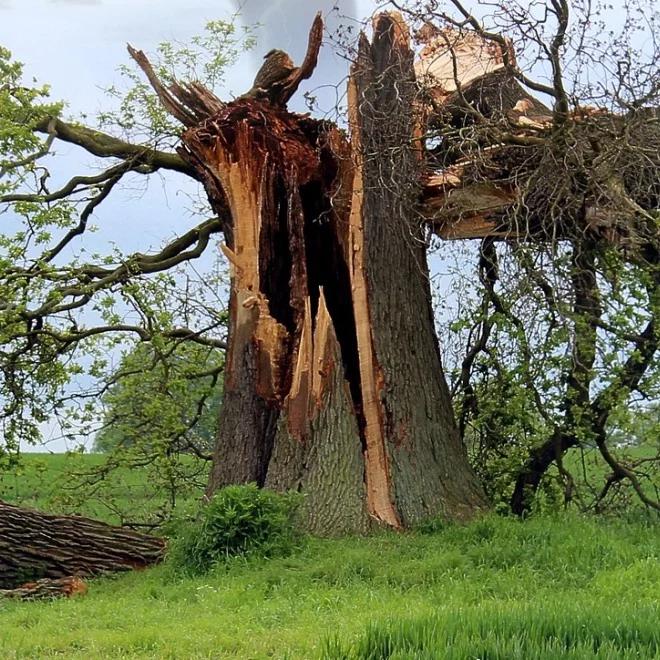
[0, 0, 658, 527]
[93, 340, 223, 457]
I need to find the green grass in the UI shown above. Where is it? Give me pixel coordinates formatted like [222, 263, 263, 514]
[0, 455, 658, 658]
[322, 601, 660, 659]
[1, 513, 658, 657]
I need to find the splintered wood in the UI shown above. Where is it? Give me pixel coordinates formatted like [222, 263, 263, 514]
[211, 123, 290, 402]
[414, 24, 654, 250]
[181, 98, 350, 441]
[415, 24, 513, 101]
[347, 63, 400, 529]
[286, 291, 337, 438]
[416, 28, 539, 240]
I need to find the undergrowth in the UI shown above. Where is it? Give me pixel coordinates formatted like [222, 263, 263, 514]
[0, 505, 657, 658]
[167, 484, 302, 574]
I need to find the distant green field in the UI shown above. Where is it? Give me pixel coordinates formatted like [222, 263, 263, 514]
[4, 444, 656, 523]
[0, 455, 658, 659]
[0, 452, 206, 525]
[560, 442, 659, 510]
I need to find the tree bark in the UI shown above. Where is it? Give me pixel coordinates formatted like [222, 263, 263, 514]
[181, 14, 487, 533]
[346, 14, 487, 526]
[0, 501, 165, 589]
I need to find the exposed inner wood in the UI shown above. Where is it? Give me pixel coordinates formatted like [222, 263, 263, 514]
[180, 94, 371, 460]
[310, 290, 334, 408]
[423, 174, 518, 239]
[415, 24, 512, 101]
[284, 290, 339, 439]
[346, 60, 400, 529]
[207, 134, 290, 402]
[285, 295, 314, 438]
[127, 45, 224, 126]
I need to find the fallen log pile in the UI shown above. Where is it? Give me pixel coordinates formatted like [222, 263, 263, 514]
[0, 501, 165, 594]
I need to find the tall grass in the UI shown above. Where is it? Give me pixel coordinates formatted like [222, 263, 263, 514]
[323, 601, 660, 659]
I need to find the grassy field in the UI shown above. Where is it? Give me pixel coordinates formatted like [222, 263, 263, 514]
[0, 455, 658, 659]
[0, 452, 205, 524]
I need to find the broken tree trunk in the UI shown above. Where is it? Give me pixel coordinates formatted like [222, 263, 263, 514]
[416, 26, 660, 257]
[0, 501, 165, 589]
[128, 11, 658, 528]
[130, 13, 488, 534]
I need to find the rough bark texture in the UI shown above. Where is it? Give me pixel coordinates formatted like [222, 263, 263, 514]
[0, 501, 165, 589]
[351, 14, 488, 524]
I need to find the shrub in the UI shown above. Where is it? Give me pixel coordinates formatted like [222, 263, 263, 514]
[168, 484, 302, 574]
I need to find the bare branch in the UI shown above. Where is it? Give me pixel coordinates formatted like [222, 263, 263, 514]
[31, 324, 227, 350]
[1, 160, 133, 205]
[33, 116, 193, 176]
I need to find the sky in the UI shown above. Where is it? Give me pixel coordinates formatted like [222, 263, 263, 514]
[0, 0, 369, 114]
[0, 0, 373, 451]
